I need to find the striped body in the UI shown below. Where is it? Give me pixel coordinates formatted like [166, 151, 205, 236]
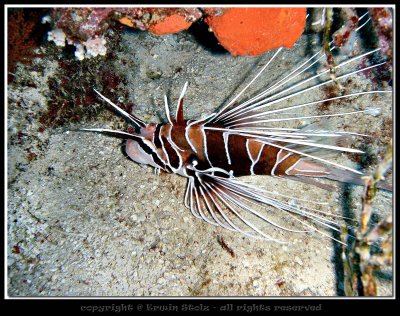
[130, 121, 329, 179]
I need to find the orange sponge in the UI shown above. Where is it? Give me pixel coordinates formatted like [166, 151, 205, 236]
[149, 14, 193, 35]
[205, 8, 306, 56]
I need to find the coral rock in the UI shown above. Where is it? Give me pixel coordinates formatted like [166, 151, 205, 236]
[148, 13, 193, 35]
[205, 8, 306, 56]
[51, 8, 114, 41]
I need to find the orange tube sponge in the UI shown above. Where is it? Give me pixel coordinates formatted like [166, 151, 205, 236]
[205, 8, 306, 56]
[149, 14, 193, 35]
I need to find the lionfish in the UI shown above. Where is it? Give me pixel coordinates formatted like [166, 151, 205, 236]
[80, 14, 392, 244]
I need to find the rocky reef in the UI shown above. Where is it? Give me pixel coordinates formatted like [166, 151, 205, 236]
[42, 7, 306, 59]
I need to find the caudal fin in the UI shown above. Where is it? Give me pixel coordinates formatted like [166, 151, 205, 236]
[325, 168, 392, 191]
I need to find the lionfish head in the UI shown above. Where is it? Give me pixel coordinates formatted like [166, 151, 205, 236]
[125, 124, 157, 166]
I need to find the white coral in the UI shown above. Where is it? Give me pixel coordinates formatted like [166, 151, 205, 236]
[82, 37, 107, 58]
[47, 28, 66, 47]
[74, 43, 85, 61]
[41, 15, 52, 24]
[47, 28, 107, 60]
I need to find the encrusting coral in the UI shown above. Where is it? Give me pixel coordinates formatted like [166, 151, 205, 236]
[43, 7, 307, 58]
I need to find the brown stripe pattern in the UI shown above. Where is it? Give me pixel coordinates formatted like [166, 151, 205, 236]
[141, 120, 329, 179]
